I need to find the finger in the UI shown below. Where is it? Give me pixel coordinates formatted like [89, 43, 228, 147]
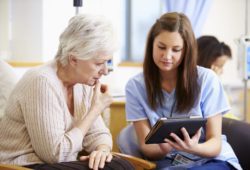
[164, 138, 180, 150]
[99, 154, 107, 169]
[170, 133, 182, 143]
[92, 82, 101, 102]
[93, 153, 102, 170]
[181, 127, 190, 141]
[79, 155, 89, 161]
[88, 153, 96, 169]
[106, 153, 113, 162]
[94, 81, 101, 93]
[193, 127, 202, 140]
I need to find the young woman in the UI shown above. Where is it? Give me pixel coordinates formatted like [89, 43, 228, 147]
[118, 12, 241, 170]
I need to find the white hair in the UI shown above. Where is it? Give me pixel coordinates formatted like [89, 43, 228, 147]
[55, 14, 116, 66]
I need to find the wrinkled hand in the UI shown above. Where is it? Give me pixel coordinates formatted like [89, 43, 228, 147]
[164, 127, 202, 154]
[89, 81, 113, 116]
[79, 149, 112, 170]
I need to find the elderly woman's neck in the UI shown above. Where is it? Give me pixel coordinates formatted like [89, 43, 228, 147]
[57, 62, 75, 89]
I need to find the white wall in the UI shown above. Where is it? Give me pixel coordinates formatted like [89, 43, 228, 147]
[0, 0, 10, 59]
[202, 0, 247, 86]
[1, 0, 248, 118]
[0, 0, 249, 89]
[11, 0, 43, 61]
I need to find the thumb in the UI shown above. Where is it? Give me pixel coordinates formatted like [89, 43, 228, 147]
[193, 127, 202, 140]
[79, 155, 89, 161]
[94, 81, 101, 94]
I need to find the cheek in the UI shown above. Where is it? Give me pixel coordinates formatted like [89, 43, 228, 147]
[153, 47, 161, 59]
[175, 54, 183, 65]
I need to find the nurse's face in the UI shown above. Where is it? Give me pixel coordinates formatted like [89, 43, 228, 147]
[153, 31, 184, 74]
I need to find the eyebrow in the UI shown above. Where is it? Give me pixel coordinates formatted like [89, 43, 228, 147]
[158, 42, 166, 46]
[94, 59, 106, 62]
[158, 41, 182, 48]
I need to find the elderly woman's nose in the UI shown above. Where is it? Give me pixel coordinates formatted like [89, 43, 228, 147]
[100, 63, 109, 75]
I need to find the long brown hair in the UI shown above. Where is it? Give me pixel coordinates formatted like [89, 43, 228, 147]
[143, 12, 199, 113]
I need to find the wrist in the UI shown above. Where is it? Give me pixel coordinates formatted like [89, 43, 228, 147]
[96, 145, 111, 152]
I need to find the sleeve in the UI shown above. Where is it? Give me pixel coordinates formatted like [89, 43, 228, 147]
[200, 71, 231, 118]
[125, 78, 148, 121]
[82, 116, 112, 153]
[23, 75, 83, 163]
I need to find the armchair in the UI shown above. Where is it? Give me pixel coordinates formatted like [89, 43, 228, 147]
[222, 118, 250, 170]
[0, 164, 31, 170]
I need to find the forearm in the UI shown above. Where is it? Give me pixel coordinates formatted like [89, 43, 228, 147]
[82, 115, 112, 152]
[75, 108, 101, 136]
[134, 120, 172, 160]
[192, 138, 221, 158]
[141, 143, 172, 160]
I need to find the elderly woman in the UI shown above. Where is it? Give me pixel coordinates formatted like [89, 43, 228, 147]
[0, 14, 133, 170]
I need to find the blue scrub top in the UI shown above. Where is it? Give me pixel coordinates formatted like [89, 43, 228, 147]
[125, 66, 242, 170]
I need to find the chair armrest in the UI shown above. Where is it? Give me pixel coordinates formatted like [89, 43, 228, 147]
[0, 164, 31, 170]
[112, 152, 156, 170]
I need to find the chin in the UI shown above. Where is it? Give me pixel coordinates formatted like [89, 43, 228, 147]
[87, 80, 97, 86]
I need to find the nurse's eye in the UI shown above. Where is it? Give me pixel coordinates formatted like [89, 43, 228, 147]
[173, 48, 182, 52]
[158, 45, 166, 50]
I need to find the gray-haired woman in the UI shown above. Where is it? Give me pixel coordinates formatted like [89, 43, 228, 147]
[0, 14, 134, 170]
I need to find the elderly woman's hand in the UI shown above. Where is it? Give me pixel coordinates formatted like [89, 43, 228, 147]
[79, 145, 112, 170]
[89, 81, 113, 117]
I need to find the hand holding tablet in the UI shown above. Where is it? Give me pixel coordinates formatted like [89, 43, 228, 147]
[145, 117, 207, 144]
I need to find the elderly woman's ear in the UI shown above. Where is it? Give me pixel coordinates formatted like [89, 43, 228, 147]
[68, 54, 78, 66]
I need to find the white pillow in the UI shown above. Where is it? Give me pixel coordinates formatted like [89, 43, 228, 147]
[0, 60, 19, 118]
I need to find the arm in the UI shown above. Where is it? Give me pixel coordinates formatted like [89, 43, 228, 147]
[78, 83, 113, 170]
[75, 82, 112, 139]
[197, 113, 222, 157]
[25, 76, 112, 163]
[134, 119, 172, 160]
[163, 69, 231, 158]
[24, 76, 84, 163]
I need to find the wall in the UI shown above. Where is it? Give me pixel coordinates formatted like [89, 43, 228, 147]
[202, 0, 246, 86]
[0, 0, 10, 59]
[0, 0, 249, 119]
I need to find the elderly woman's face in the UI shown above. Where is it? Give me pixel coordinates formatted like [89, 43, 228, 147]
[73, 54, 112, 86]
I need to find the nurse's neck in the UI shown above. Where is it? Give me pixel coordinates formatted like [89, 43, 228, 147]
[160, 71, 177, 93]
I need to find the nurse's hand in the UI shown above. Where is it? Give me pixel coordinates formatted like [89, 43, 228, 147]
[159, 142, 173, 154]
[164, 127, 202, 154]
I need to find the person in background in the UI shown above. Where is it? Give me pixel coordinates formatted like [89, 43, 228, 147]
[197, 35, 231, 76]
[118, 12, 241, 170]
[197, 35, 238, 119]
[0, 14, 133, 170]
